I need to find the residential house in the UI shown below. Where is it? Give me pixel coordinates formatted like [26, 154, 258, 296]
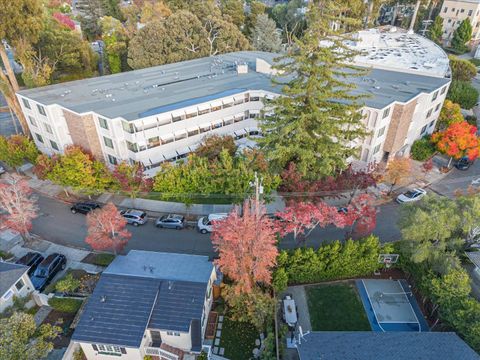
[71, 250, 216, 360]
[16, 29, 450, 174]
[0, 261, 34, 313]
[296, 332, 480, 360]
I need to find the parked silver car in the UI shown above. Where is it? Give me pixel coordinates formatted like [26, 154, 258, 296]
[120, 209, 147, 226]
[155, 214, 185, 229]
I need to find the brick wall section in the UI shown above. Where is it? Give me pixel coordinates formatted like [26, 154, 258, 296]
[62, 109, 104, 160]
[383, 99, 417, 157]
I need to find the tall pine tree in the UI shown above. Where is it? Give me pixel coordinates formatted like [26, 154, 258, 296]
[451, 18, 472, 53]
[428, 16, 443, 44]
[259, 2, 368, 180]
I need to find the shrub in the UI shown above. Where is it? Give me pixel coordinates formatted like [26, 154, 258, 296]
[55, 274, 81, 293]
[410, 137, 436, 161]
[447, 81, 479, 110]
[48, 297, 83, 313]
[274, 235, 383, 285]
[469, 58, 480, 67]
[449, 55, 477, 81]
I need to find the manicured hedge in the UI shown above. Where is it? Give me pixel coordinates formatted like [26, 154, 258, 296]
[275, 235, 391, 286]
[410, 137, 436, 161]
[48, 297, 83, 313]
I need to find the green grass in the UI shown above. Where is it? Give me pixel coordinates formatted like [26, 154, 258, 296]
[90, 253, 115, 266]
[219, 318, 258, 360]
[0, 250, 13, 260]
[48, 298, 83, 313]
[306, 283, 371, 331]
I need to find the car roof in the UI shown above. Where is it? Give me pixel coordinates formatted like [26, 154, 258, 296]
[412, 188, 426, 193]
[168, 214, 184, 219]
[17, 252, 41, 263]
[39, 253, 63, 266]
[125, 209, 145, 216]
[208, 213, 228, 220]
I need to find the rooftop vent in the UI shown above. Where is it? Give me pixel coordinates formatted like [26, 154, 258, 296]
[237, 63, 248, 74]
[100, 295, 107, 303]
[168, 281, 174, 290]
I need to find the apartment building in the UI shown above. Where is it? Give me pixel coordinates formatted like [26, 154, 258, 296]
[16, 33, 450, 175]
[440, 0, 480, 46]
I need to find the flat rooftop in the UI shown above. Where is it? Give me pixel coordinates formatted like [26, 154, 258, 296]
[348, 26, 450, 78]
[18, 50, 450, 120]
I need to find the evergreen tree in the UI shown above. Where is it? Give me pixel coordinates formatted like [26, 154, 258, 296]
[428, 15, 443, 44]
[451, 18, 472, 53]
[251, 14, 282, 52]
[258, 2, 368, 179]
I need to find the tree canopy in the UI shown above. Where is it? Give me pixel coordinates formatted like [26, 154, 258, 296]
[432, 121, 480, 160]
[437, 99, 464, 131]
[451, 18, 472, 53]
[251, 14, 282, 52]
[447, 80, 479, 110]
[449, 55, 477, 82]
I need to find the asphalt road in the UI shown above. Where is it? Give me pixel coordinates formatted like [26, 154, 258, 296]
[32, 193, 402, 257]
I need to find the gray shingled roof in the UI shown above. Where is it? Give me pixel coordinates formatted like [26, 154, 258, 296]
[297, 332, 480, 360]
[0, 261, 28, 297]
[17, 51, 449, 120]
[72, 251, 214, 348]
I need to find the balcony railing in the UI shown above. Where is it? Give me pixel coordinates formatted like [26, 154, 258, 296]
[145, 346, 179, 360]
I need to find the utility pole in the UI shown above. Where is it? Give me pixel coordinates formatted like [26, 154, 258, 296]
[251, 172, 264, 216]
[409, 0, 422, 33]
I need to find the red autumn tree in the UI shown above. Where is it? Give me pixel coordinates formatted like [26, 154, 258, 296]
[325, 164, 378, 204]
[85, 203, 131, 255]
[211, 199, 278, 294]
[112, 162, 153, 199]
[276, 201, 356, 242]
[52, 13, 75, 30]
[347, 194, 377, 239]
[432, 121, 480, 166]
[0, 175, 38, 242]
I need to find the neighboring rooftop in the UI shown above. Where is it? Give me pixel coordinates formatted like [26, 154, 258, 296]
[18, 50, 450, 120]
[297, 332, 480, 360]
[348, 26, 450, 78]
[72, 251, 214, 347]
[0, 261, 28, 296]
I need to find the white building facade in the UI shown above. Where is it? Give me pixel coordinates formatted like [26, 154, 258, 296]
[16, 42, 450, 175]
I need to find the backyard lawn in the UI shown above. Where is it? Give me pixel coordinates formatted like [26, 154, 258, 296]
[306, 283, 371, 331]
[219, 318, 258, 360]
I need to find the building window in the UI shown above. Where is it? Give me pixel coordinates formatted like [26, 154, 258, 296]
[37, 104, 46, 116]
[172, 114, 185, 122]
[435, 103, 441, 112]
[198, 108, 210, 116]
[211, 105, 222, 112]
[200, 124, 211, 133]
[43, 122, 53, 134]
[122, 121, 135, 133]
[429, 120, 435, 127]
[50, 140, 59, 151]
[234, 98, 244, 106]
[426, 108, 433, 118]
[148, 136, 161, 148]
[108, 154, 118, 165]
[373, 144, 381, 154]
[469, 9, 473, 16]
[187, 128, 199, 137]
[35, 133, 44, 143]
[174, 131, 187, 141]
[250, 96, 260, 101]
[22, 98, 31, 109]
[452, 8, 455, 12]
[377, 126, 386, 138]
[448, 19, 452, 23]
[440, 86, 447, 95]
[461, 8, 465, 13]
[15, 279, 25, 291]
[28, 116, 37, 127]
[126, 141, 138, 153]
[166, 331, 180, 336]
[186, 111, 197, 119]
[432, 91, 439, 101]
[421, 124, 428, 134]
[103, 137, 114, 149]
[2, 289, 13, 300]
[382, 107, 390, 119]
[98, 117, 109, 130]
[222, 102, 233, 109]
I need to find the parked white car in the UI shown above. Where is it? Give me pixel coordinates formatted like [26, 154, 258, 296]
[396, 188, 427, 203]
[197, 213, 228, 234]
[0, 165, 5, 175]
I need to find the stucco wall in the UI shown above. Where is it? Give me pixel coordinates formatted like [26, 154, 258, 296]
[0, 273, 34, 313]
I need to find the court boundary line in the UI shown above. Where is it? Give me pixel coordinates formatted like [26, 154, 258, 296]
[397, 279, 421, 333]
[361, 279, 385, 332]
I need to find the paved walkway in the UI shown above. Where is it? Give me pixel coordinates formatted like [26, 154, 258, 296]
[284, 285, 311, 333]
[34, 305, 52, 326]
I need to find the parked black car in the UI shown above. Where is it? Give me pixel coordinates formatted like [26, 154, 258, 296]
[15, 252, 44, 276]
[30, 253, 67, 291]
[455, 157, 474, 171]
[71, 202, 101, 215]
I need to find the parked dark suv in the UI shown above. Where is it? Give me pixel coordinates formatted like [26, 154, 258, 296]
[30, 253, 67, 291]
[71, 202, 101, 215]
[15, 252, 44, 276]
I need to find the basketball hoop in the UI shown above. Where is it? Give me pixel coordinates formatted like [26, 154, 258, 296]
[384, 257, 392, 268]
[378, 254, 399, 271]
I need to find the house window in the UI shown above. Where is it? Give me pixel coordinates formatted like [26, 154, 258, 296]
[421, 124, 428, 134]
[37, 104, 46, 116]
[126, 141, 138, 153]
[22, 98, 31, 109]
[108, 155, 117, 165]
[377, 126, 386, 138]
[28, 116, 37, 127]
[382, 107, 390, 119]
[93, 344, 125, 355]
[440, 86, 447, 95]
[98, 117, 109, 130]
[432, 91, 439, 101]
[2, 289, 13, 300]
[43, 122, 53, 134]
[50, 140, 59, 151]
[35, 133, 44, 143]
[426, 108, 433, 118]
[166, 331, 181, 336]
[373, 144, 381, 154]
[103, 137, 114, 149]
[15, 279, 25, 291]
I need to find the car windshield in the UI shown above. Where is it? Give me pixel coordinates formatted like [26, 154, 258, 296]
[160, 215, 167, 221]
[202, 217, 210, 225]
[139, 212, 146, 219]
[34, 267, 48, 277]
[404, 191, 416, 198]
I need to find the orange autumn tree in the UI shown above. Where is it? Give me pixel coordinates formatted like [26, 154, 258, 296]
[432, 121, 480, 166]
